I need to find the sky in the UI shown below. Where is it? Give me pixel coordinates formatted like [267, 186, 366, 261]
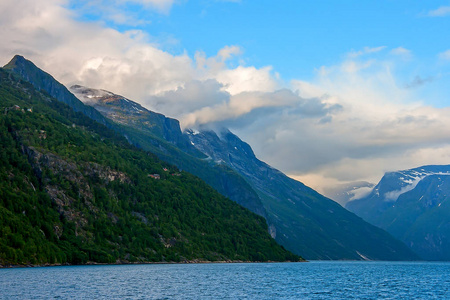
[1, 0, 450, 199]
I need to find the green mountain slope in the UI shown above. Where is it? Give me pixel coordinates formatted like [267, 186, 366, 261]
[0, 67, 300, 266]
[3, 56, 267, 219]
[70, 84, 269, 218]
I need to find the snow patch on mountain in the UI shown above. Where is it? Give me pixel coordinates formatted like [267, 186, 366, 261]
[70, 85, 113, 103]
[384, 176, 423, 201]
[383, 169, 450, 202]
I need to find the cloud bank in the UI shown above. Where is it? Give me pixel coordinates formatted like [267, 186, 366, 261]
[2, 0, 450, 196]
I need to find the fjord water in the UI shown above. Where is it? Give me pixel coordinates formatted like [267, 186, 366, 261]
[1, 262, 449, 299]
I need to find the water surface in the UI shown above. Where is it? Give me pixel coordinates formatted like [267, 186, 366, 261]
[1, 261, 449, 299]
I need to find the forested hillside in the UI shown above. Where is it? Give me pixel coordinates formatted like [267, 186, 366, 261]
[0, 68, 300, 266]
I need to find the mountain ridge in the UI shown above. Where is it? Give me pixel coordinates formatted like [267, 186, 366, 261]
[4, 55, 109, 127]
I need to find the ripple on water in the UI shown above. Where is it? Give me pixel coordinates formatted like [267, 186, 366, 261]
[0, 261, 449, 299]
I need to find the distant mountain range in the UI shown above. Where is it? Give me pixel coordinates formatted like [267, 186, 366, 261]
[346, 165, 450, 261]
[3, 55, 420, 261]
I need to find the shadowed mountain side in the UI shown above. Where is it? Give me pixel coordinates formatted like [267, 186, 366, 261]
[186, 130, 419, 260]
[347, 166, 450, 261]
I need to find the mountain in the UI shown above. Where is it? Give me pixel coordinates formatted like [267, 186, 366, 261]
[70, 85, 203, 158]
[0, 62, 300, 266]
[5, 55, 419, 261]
[346, 165, 450, 260]
[69, 85, 268, 218]
[186, 129, 419, 260]
[69, 88, 417, 261]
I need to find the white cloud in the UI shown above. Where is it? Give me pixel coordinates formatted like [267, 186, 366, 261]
[236, 51, 450, 193]
[194, 46, 279, 95]
[215, 66, 278, 95]
[428, 6, 450, 17]
[217, 45, 242, 61]
[390, 47, 412, 59]
[439, 49, 450, 60]
[152, 84, 338, 129]
[348, 46, 386, 58]
[0, 0, 277, 104]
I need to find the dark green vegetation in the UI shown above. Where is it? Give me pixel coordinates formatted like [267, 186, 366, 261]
[0, 67, 300, 266]
[347, 166, 450, 261]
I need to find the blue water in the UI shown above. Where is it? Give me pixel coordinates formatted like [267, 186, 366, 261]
[0, 261, 449, 299]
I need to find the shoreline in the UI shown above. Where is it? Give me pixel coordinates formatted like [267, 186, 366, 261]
[0, 259, 306, 269]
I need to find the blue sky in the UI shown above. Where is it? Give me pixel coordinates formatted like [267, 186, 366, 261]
[1, 0, 450, 198]
[160, 1, 447, 79]
[67, 0, 450, 106]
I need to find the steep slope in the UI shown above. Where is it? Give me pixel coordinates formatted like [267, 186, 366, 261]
[186, 129, 419, 260]
[4, 56, 267, 218]
[0, 67, 300, 266]
[3, 56, 108, 126]
[70, 85, 202, 157]
[4, 56, 419, 261]
[346, 166, 450, 260]
[69, 85, 268, 217]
